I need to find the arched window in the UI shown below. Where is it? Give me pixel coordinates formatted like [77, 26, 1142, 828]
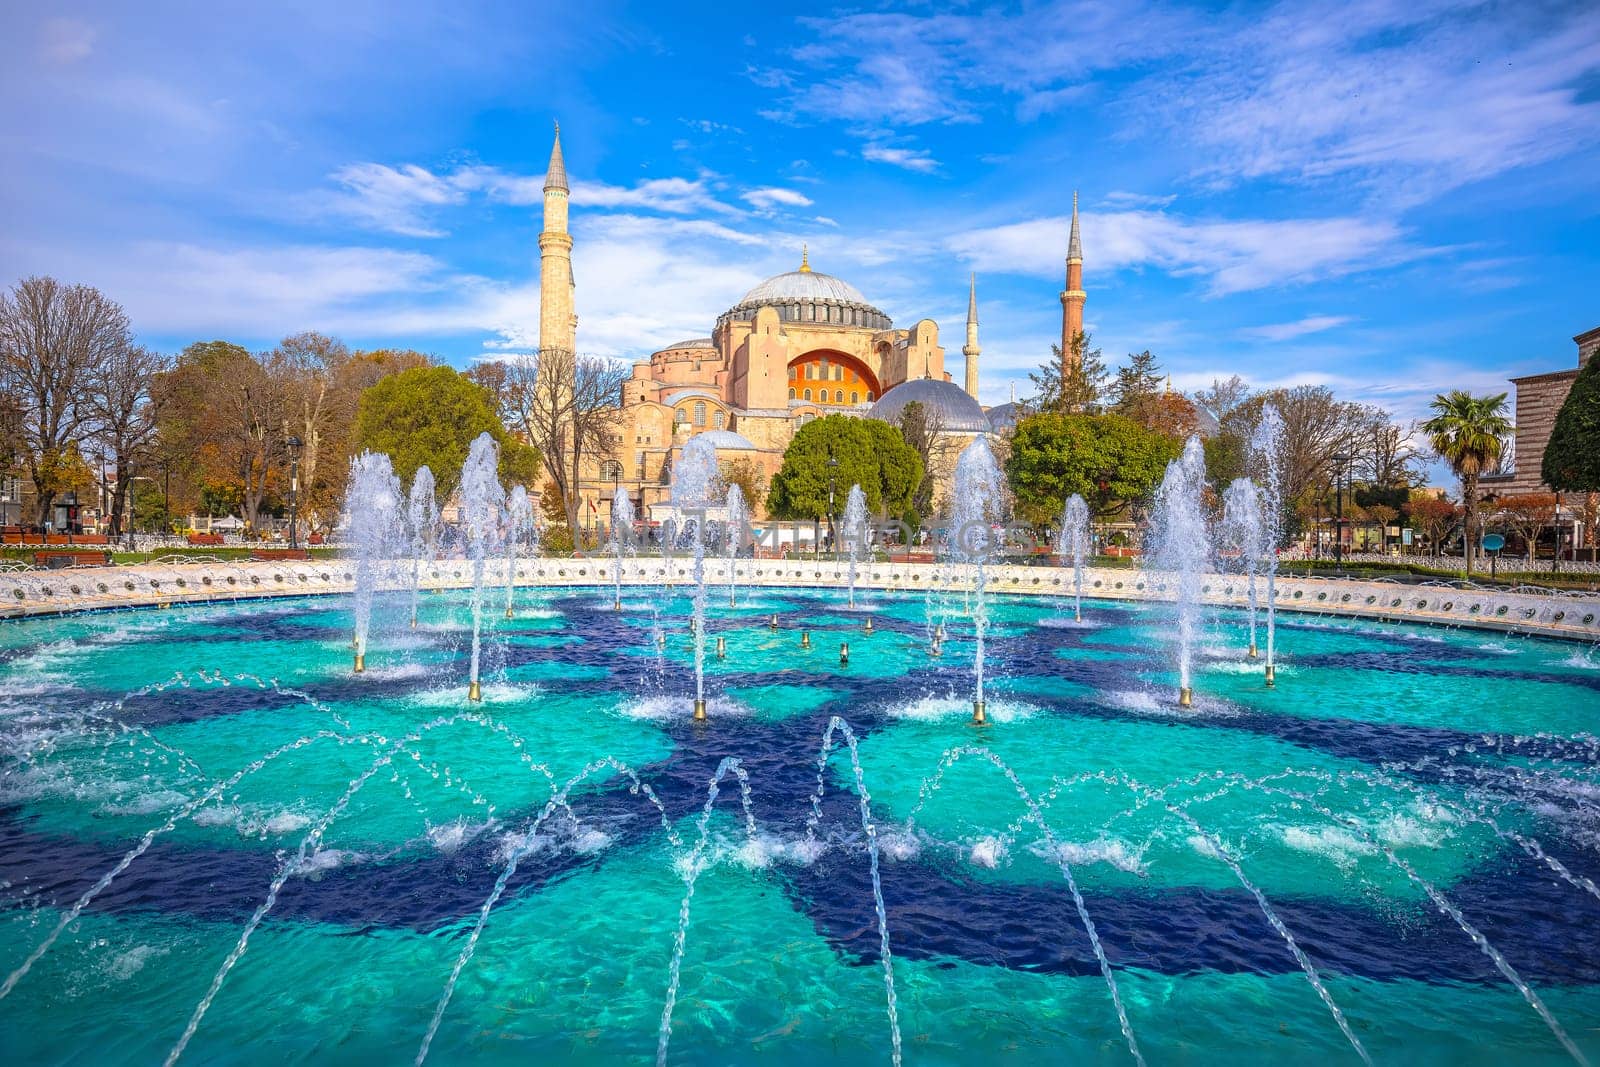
[693, 401, 706, 427]
[851, 390, 859, 404]
[789, 387, 797, 400]
[676, 408, 688, 425]
[835, 389, 844, 403]
[789, 365, 797, 379]
[834, 365, 843, 381]
[866, 390, 875, 402]
[713, 410, 725, 429]
[803, 388, 812, 401]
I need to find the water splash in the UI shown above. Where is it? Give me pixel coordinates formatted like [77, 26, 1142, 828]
[672, 435, 721, 708]
[345, 452, 402, 666]
[460, 434, 504, 694]
[842, 484, 868, 608]
[611, 487, 635, 608]
[1147, 436, 1210, 700]
[1221, 478, 1265, 656]
[724, 483, 747, 608]
[1059, 493, 1090, 621]
[1249, 406, 1285, 672]
[503, 485, 532, 618]
[949, 437, 1004, 714]
[406, 466, 437, 627]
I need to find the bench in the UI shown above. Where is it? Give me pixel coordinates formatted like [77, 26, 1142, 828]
[35, 550, 113, 569]
[251, 548, 310, 561]
[187, 533, 226, 546]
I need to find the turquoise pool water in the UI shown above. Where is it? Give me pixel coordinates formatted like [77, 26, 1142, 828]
[1, 585, 1598, 1065]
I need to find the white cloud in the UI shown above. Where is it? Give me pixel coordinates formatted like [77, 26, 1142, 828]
[326, 163, 467, 238]
[39, 17, 96, 64]
[862, 144, 940, 173]
[1240, 315, 1353, 341]
[813, 215, 839, 228]
[947, 209, 1426, 295]
[741, 186, 814, 211]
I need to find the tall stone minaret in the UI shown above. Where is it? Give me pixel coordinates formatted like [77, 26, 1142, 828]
[963, 272, 981, 400]
[538, 123, 576, 359]
[1060, 190, 1085, 385]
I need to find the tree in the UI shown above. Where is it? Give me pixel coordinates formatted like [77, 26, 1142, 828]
[766, 414, 923, 523]
[271, 332, 348, 534]
[1543, 352, 1600, 551]
[894, 400, 953, 520]
[1004, 411, 1181, 526]
[1406, 494, 1459, 559]
[1497, 493, 1558, 564]
[1028, 333, 1107, 414]
[0, 277, 132, 526]
[1349, 405, 1422, 489]
[1193, 375, 1252, 429]
[1108, 349, 1163, 411]
[87, 342, 169, 536]
[719, 457, 768, 516]
[497, 348, 629, 533]
[1422, 390, 1512, 575]
[352, 365, 539, 502]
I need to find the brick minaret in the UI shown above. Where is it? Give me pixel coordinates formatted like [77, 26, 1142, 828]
[539, 123, 576, 361]
[963, 273, 981, 399]
[1060, 190, 1085, 383]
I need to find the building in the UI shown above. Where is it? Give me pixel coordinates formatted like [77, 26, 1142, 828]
[535, 126, 1083, 523]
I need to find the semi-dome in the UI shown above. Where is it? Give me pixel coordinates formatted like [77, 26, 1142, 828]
[661, 337, 715, 351]
[689, 429, 758, 450]
[866, 379, 991, 434]
[719, 255, 892, 331]
[984, 401, 1024, 431]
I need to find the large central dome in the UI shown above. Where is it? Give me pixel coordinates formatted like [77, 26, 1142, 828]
[738, 270, 868, 307]
[719, 256, 892, 330]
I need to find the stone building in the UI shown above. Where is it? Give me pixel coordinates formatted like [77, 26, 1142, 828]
[1486, 324, 1599, 496]
[532, 126, 1055, 524]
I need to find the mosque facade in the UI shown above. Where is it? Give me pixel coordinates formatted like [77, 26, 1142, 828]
[535, 128, 1083, 524]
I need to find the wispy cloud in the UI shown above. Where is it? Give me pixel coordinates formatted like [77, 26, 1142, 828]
[326, 163, 467, 238]
[862, 144, 939, 173]
[39, 17, 96, 64]
[741, 186, 814, 211]
[948, 208, 1428, 295]
[1241, 315, 1352, 341]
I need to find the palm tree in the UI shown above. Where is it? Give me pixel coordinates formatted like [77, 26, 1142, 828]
[1422, 390, 1512, 575]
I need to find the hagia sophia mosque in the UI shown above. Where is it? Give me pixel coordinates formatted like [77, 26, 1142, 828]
[534, 126, 1086, 522]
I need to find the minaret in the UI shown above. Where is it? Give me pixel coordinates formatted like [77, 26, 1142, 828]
[963, 272, 981, 400]
[1060, 190, 1085, 384]
[538, 122, 576, 359]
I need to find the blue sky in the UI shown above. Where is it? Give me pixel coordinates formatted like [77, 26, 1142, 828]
[2, 0, 1597, 427]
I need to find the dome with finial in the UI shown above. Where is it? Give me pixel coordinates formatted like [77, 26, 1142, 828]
[719, 248, 892, 330]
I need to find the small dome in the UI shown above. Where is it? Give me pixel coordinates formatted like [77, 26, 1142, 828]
[663, 337, 715, 351]
[689, 429, 758, 450]
[867, 379, 991, 434]
[720, 264, 892, 330]
[984, 401, 1023, 431]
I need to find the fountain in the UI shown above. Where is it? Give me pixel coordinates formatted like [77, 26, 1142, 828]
[949, 437, 1004, 723]
[459, 433, 504, 701]
[345, 452, 402, 673]
[1148, 436, 1209, 707]
[842, 484, 868, 609]
[610, 487, 635, 610]
[671, 435, 720, 720]
[502, 486, 532, 619]
[1249, 406, 1286, 686]
[1221, 478, 1266, 658]
[1058, 493, 1090, 622]
[723, 484, 747, 607]
[406, 466, 437, 629]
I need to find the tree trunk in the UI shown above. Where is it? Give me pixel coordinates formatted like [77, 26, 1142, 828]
[107, 457, 129, 538]
[1462, 474, 1477, 575]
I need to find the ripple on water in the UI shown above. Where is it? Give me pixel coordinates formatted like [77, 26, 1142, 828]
[886, 695, 1038, 723]
[618, 694, 753, 720]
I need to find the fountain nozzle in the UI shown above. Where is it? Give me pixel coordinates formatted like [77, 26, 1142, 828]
[931, 635, 942, 656]
[971, 700, 987, 725]
[864, 617, 874, 634]
[1074, 607, 1082, 622]
[1178, 686, 1193, 708]
[410, 615, 417, 630]
[840, 641, 850, 666]
[1264, 664, 1276, 688]
[352, 652, 365, 673]
[692, 698, 707, 721]
[716, 635, 727, 659]
[504, 607, 513, 619]
[1247, 642, 1258, 659]
[468, 679, 482, 702]
[769, 613, 779, 630]
[613, 597, 622, 611]
[800, 630, 812, 649]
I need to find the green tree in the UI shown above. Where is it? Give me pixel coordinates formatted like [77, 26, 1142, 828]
[766, 414, 923, 522]
[1421, 390, 1512, 575]
[1027, 333, 1107, 414]
[353, 366, 540, 501]
[1004, 412, 1181, 526]
[1109, 349, 1163, 411]
[1543, 354, 1600, 493]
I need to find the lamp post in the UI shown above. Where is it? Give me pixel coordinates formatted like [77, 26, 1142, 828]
[1331, 452, 1351, 573]
[1553, 501, 1565, 575]
[287, 435, 303, 550]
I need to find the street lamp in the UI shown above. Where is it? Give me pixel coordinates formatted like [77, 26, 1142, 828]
[287, 435, 303, 550]
[1330, 452, 1352, 573]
